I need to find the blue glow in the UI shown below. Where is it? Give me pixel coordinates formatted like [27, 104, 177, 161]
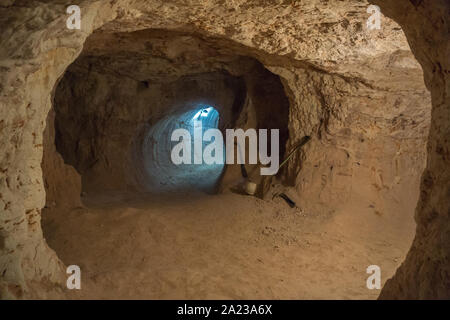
[143, 104, 223, 193]
[193, 107, 213, 120]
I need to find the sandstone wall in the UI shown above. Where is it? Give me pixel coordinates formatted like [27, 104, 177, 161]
[0, 0, 117, 299]
[371, 0, 450, 299]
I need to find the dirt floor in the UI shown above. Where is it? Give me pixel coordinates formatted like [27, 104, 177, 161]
[41, 186, 416, 299]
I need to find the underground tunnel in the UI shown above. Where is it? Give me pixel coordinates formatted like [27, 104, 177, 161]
[0, 0, 448, 301]
[49, 30, 290, 198]
[140, 104, 225, 193]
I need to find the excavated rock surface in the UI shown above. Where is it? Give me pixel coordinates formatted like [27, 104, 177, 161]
[371, 0, 450, 300]
[0, 0, 446, 299]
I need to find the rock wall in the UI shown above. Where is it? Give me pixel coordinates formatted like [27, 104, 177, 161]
[370, 0, 450, 299]
[0, 0, 117, 299]
[0, 0, 444, 299]
[273, 62, 430, 216]
[42, 108, 82, 211]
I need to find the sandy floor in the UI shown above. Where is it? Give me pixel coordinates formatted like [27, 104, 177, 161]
[42, 188, 415, 299]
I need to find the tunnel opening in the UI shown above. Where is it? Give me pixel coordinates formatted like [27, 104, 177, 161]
[140, 104, 225, 193]
[47, 29, 291, 202]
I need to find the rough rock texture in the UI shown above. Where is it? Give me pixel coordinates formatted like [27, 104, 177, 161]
[370, 0, 450, 300]
[42, 108, 82, 212]
[0, 0, 116, 299]
[0, 0, 446, 299]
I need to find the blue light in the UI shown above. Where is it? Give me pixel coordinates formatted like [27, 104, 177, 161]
[193, 107, 213, 120]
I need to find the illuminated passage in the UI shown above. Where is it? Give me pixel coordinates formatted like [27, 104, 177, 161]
[142, 105, 224, 193]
